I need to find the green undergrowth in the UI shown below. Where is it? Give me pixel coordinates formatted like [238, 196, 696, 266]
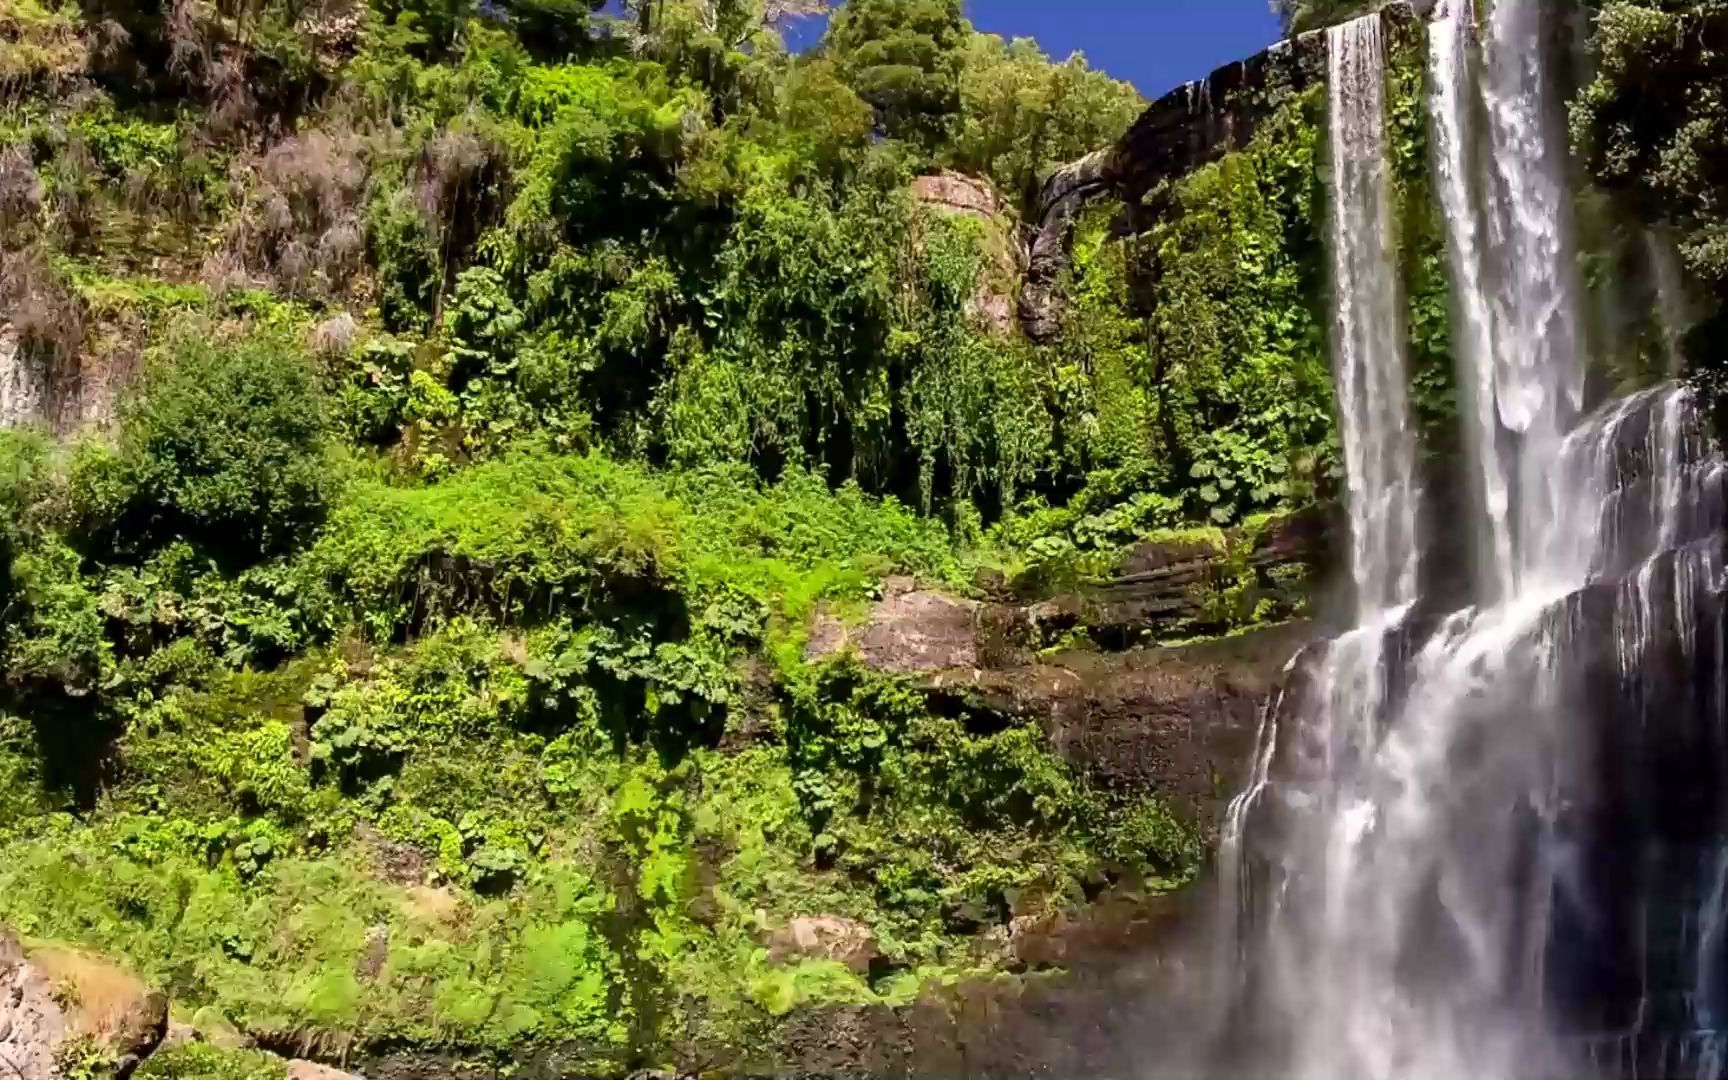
[0, 0, 1406, 1071]
[0, 363, 1200, 1066]
[0, 634, 1196, 1065]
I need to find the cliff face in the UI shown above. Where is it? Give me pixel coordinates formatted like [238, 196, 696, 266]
[808, 507, 1335, 832]
[1018, 1, 1420, 342]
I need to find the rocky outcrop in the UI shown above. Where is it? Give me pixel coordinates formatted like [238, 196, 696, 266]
[0, 932, 167, 1079]
[0, 317, 141, 434]
[749, 922, 1217, 1080]
[1015, 1, 1421, 340]
[931, 623, 1312, 827]
[1019, 149, 1114, 343]
[806, 509, 1332, 828]
[767, 916, 879, 975]
[909, 170, 1022, 336]
[1118, 1, 1420, 213]
[807, 582, 981, 674]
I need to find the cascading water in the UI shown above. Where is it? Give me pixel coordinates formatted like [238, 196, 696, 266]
[1326, 12, 1421, 620]
[1212, 3, 1728, 1079]
[0, 327, 44, 430]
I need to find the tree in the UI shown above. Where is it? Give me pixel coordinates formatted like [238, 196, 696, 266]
[113, 323, 331, 560]
[499, 0, 608, 61]
[826, 0, 966, 151]
[948, 34, 1143, 217]
[1270, 0, 1378, 34]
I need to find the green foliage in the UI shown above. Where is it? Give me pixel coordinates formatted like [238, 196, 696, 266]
[135, 1043, 283, 1080]
[1271, 0, 1378, 33]
[104, 322, 331, 561]
[0, 0, 1331, 1072]
[1386, 12, 1458, 458]
[828, 0, 967, 150]
[1133, 88, 1334, 525]
[948, 34, 1142, 215]
[1572, 1, 1728, 422]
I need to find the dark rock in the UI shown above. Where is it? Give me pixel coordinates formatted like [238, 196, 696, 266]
[1019, 148, 1115, 343]
[1050, 507, 1335, 648]
[1116, 2, 1416, 215]
[928, 622, 1313, 828]
[1016, 3, 1421, 340]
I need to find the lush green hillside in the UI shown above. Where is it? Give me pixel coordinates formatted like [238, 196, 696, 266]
[20, 0, 1726, 1076]
[0, 1, 1355, 1074]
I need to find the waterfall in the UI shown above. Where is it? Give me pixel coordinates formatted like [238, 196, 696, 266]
[0, 325, 44, 430]
[1327, 13, 1421, 619]
[1212, 4, 1728, 1080]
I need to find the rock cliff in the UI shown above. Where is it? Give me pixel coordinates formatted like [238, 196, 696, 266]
[1018, 1, 1420, 341]
[807, 507, 1333, 830]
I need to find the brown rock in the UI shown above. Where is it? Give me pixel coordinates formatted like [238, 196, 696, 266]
[927, 621, 1312, 829]
[287, 1060, 366, 1080]
[807, 589, 980, 674]
[909, 170, 1023, 336]
[767, 916, 878, 974]
[0, 932, 167, 1079]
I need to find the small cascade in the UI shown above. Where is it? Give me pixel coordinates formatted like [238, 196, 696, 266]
[0, 327, 45, 429]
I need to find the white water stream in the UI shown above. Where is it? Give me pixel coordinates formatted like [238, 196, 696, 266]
[1212, 4, 1728, 1079]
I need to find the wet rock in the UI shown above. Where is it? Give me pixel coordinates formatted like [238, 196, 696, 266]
[767, 916, 879, 974]
[1019, 4, 1422, 340]
[1019, 148, 1115, 343]
[930, 622, 1312, 828]
[1116, 2, 1416, 215]
[0, 930, 167, 1079]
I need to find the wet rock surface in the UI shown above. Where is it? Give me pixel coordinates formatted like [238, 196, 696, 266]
[1019, 149, 1114, 343]
[806, 511, 1329, 830]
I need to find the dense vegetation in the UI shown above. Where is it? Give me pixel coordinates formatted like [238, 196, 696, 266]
[5, 0, 1715, 1071]
[0, 0, 1354, 1074]
[1572, 0, 1728, 419]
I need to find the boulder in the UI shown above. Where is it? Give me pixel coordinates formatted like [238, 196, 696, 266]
[806, 579, 980, 674]
[0, 931, 167, 1079]
[909, 171, 1022, 336]
[287, 1060, 367, 1080]
[767, 916, 879, 974]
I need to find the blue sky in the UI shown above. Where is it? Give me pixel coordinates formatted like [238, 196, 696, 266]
[781, 0, 1287, 100]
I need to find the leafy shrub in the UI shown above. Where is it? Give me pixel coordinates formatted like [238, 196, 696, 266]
[109, 322, 331, 561]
